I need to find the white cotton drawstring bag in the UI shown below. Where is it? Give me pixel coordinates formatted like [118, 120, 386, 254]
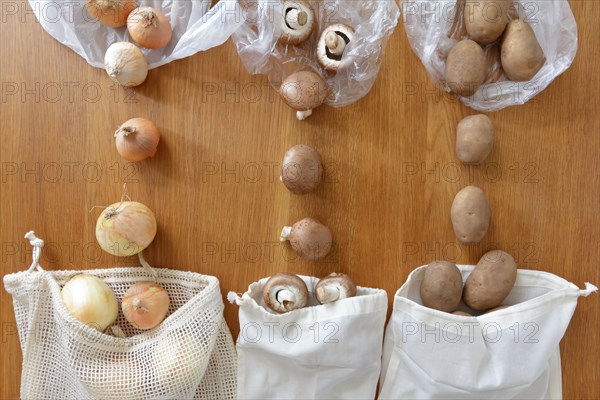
[3, 232, 237, 399]
[228, 275, 388, 399]
[378, 264, 597, 399]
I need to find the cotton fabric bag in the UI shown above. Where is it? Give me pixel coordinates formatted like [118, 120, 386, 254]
[228, 275, 387, 399]
[378, 264, 597, 399]
[3, 232, 237, 399]
[28, 0, 244, 68]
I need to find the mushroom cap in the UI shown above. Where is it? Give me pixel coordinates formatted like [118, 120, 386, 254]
[279, 0, 315, 45]
[286, 217, 332, 261]
[262, 272, 309, 313]
[317, 23, 355, 72]
[279, 70, 329, 112]
[281, 144, 324, 194]
[315, 273, 357, 304]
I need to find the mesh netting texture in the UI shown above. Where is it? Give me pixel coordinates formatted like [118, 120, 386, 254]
[3, 267, 237, 399]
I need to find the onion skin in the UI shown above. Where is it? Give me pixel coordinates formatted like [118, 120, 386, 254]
[104, 42, 148, 87]
[115, 118, 160, 162]
[61, 274, 118, 331]
[87, 0, 137, 28]
[153, 335, 210, 390]
[95, 201, 157, 257]
[127, 7, 172, 50]
[122, 281, 170, 330]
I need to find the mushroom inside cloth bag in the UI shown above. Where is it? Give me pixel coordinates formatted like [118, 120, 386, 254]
[228, 274, 387, 399]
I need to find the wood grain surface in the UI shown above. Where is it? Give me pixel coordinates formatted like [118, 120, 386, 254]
[1, 1, 598, 398]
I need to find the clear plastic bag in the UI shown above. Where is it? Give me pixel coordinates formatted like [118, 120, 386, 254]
[28, 0, 244, 69]
[402, 0, 578, 111]
[232, 0, 400, 109]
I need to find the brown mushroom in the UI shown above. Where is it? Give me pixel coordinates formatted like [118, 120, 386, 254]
[280, 217, 332, 261]
[279, 0, 315, 45]
[263, 273, 309, 313]
[452, 310, 472, 317]
[317, 24, 355, 72]
[279, 70, 329, 120]
[281, 144, 323, 194]
[315, 273, 357, 304]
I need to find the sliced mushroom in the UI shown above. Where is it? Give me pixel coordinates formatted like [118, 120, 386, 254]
[280, 217, 332, 261]
[315, 273, 357, 304]
[279, 0, 315, 45]
[279, 70, 329, 120]
[263, 272, 308, 313]
[281, 144, 323, 194]
[317, 24, 355, 72]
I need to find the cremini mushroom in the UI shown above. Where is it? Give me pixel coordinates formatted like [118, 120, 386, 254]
[281, 144, 324, 194]
[280, 217, 332, 260]
[317, 24, 355, 72]
[279, 0, 315, 45]
[279, 70, 329, 120]
[315, 273, 357, 304]
[263, 272, 309, 313]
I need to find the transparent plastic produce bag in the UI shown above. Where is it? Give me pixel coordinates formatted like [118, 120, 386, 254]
[401, 0, 578, 111]
[3, 232, 237, 399]
[232, 0, 400, 114]
[378, 264, 597, 399]
[28, 0, 244, 69]
[228, 274, 388, 399]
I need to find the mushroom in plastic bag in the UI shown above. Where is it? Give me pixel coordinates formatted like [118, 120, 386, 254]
[401, 0, 578, 111]
[232, 0, 400, 120]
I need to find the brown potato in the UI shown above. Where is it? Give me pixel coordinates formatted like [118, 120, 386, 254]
[420, 261, 463, 312]
[463, 250, 517, 310]
[445, 40, 487, 96]
[451, 186, 491, 244]
[501, 20, 546, 81]
[464, 0, 510, 43]
[456, 114, 494, 165]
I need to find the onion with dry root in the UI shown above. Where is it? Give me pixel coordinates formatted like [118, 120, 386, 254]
[127, 6, 172, 49]
[263, 273, 309, 313]
[87, 0, 137, 28]
[104, 42, 148, 87]
[115, 117, 160, 161]
[122, 281, 170, 330]
[315, 273, 357, 304]
[61, 274, 119, 331]
[280, 217, 332, 261]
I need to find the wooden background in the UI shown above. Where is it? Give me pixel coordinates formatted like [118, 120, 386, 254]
[1, 1, 598, 398]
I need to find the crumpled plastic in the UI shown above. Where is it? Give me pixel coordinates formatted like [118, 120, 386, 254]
[402, 0, 578, 111]
[28, 0, 245, 69]
[232, 0, 400, 107]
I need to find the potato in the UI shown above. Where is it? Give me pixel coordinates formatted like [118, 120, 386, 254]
[445, 40, 487, 96]
[464, 0, 510, 43]
[420, 261, 463, 312]
[463, 250, 517, 310]
[456, 114, 494, 165]
[501, 20, 546, 81]
[451, 186, 490, 244]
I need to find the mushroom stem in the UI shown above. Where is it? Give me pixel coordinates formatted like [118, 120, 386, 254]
[276, 289, 296, 311]
[325, 31, 345, 56]
[285, 8, 307, 30]
[316, 285, 340, 304]
[296, 110, 313, 120]
[280, 226, 293, 241]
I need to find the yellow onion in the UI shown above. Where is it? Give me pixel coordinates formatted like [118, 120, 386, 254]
[87, 0, 137, 28]
[127, 7, 172, 50]
[61, 274, 118, 331]
[115, 118, 160, 162]
[104, 42, 148, 87]
[96, 201, 157, 257]
[122, 281, 170, 330]
[153, 335, 210, 390]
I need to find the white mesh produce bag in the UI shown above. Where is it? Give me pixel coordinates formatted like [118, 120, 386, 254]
[228, 274, 387, 399]
[28, 0, 244, 69]
[378, 264, 597, 399]
[3, 232, 237, 399]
